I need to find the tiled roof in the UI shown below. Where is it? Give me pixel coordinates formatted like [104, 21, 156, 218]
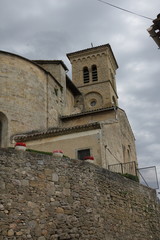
[67, 44, 118, 68]
[67, 44, 110, 56]
[13, 122, 101, 141]
[66, 75, 81, 96]
[33, 60, 68, 71]
[61, 106, 115, 120]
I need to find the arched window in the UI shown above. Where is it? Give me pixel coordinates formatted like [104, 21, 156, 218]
[83, 67, 89, 83]
[0, 112, 8, 148]
[122, 145, 126, 163]
[127, 145, 131, 162]
[0, 121, 2, 147]
[92, 65, 98, 82]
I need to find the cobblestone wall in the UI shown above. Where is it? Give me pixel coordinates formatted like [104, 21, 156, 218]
[0, 148, 160, 240]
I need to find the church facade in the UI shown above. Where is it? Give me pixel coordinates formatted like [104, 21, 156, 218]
[0, 44, 137, 171]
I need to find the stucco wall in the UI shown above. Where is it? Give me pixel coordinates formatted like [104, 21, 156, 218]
[0, 148, 159, 240]
[118, 109, 137, 164]
[21, 109, 137, 170]
[61, 110, 115, 128]
[24, 129, 102, 166]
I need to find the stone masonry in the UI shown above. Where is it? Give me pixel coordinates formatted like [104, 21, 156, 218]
[0, 45, 138, 171]
[0, 148, 160, 240]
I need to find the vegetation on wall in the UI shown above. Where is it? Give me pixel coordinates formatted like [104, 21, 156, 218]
[121, 173, 139, 182]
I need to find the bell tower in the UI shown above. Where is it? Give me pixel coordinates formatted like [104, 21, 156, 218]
[67, 44, 119, 111]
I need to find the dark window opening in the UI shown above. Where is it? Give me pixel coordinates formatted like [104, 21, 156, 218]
[0, 121, 2, 147]
[92, 65, 98, 82]
[0, 112, 8, 148]
[77, 149, 91, 160]
[90, 100, 97, 106]
[54, 88, 58, 96]
[83, 67, 89, 83]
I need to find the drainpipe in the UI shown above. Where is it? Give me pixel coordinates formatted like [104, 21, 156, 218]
[46, 74, 49, 129]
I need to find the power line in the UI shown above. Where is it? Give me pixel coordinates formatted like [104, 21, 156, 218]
[97, 0, 153, 21]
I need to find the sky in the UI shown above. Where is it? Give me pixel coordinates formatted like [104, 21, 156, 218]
[0, 0, 160, 194]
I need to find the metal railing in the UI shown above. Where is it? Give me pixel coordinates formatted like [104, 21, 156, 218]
[108, 162, 159, 190]
[108, 161, 137, 176]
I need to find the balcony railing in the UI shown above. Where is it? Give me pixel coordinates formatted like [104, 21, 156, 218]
[108, 161, 137, 176]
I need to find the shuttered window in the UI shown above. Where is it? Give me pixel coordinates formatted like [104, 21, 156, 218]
[83, 67, 89, 83]
[92, 65, 98, 81]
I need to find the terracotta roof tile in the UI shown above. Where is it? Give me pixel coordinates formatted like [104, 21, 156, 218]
[33, 60, 68, 71]
[67, 44, 110, 57]
[13, 122, 101, 142]
[67, 44, 118, 68]
[66, 75, 81, 96]
[61, 106, 115, 120]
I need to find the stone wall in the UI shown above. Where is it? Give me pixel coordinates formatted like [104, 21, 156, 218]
[0, 148, 160, 240]
[0, 52, 64, 147]
[67, 44, 118, 109]
[0, 52, 48, 139]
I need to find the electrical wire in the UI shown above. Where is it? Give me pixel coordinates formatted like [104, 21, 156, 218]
[97, 0, 153, 21]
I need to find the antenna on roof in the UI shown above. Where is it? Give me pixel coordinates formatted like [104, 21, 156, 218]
[91, 43, 94, 47]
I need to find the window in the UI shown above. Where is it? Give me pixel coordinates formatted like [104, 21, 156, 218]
[92, 65, 98, 82]
[127, 145, 131, 162]
[122, 145, 126, 163]
[90, 100, 97, 106]
[77, 148, 90, 160]
[83, 67, 89, 83]
[0, 112, 8, 148]
[54, 88, 58, 96]
[0, 121, 2, 147]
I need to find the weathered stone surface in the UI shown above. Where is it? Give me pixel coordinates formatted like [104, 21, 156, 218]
[7, 229, 14, 236]
[52, 173, 59, 182]
[0, 148, 160, 240]
[0, 52, 64, 147]
[0, 46, 138, 180]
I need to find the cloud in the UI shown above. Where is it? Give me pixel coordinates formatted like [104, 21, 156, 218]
[0, 0, 160, 191]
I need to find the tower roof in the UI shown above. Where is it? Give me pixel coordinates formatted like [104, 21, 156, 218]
[67, 44, 118, 69]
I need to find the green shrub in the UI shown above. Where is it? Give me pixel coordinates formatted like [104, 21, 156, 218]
[26, 149, 52, 155]
[121, 173, 139, 182]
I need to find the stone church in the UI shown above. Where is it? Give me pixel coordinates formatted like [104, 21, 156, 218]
[0, 44, 137, 171]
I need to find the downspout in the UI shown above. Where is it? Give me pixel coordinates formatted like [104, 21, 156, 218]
[46, 74, 49, 129]
[99, 122, 108, 169]
[114, 106, 118, 120]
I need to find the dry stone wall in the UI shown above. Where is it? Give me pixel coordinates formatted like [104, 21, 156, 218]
[0, 148, 160, 240]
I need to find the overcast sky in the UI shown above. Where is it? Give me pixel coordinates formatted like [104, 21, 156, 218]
[0, 0, 160, 193]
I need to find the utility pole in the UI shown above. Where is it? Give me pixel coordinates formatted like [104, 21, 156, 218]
[147, 13, 160, 48]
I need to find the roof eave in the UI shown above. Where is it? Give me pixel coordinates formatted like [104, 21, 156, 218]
[12, 122, 101, 142]
[61, 107, 115, 120]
